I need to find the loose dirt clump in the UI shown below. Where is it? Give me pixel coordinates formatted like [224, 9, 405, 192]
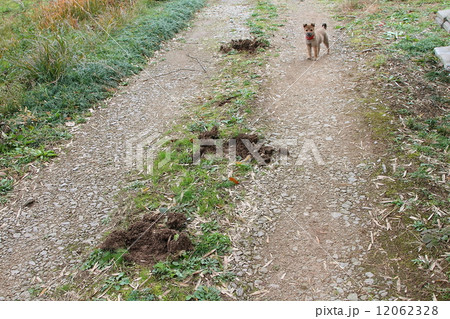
[233, 133, 275, 164]
[197, 127, 276, 164]
[100, 213, 193, 266]
[198, 126, 220, 155]
[220, 39, 268, 53]
[166, 212, 187, 230]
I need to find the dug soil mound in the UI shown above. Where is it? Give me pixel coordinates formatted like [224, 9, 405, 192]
[197, 127, 276, 164]
[233, 133, 275, 164]
[100, 213, 192, 266]
[220, 39, 268, 53]
[198, 126, 220, 155]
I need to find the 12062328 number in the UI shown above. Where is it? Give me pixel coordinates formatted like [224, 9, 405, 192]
[376, 306, 438, 316]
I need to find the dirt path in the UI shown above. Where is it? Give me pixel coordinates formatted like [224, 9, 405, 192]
[229, 0, 390, 300]
[1, 0, 388, 301]
[0, 0, 253, 300]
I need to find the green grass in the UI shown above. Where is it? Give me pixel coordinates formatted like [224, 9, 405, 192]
[0, 0, 206, 195]
[186, 285, 222, 301]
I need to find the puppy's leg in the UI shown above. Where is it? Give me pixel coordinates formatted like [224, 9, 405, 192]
[323, 34, 330, 54]
[307, 44, 312, 60]
[313, 46, 318, 60]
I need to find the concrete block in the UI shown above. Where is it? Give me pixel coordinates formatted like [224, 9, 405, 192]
[434, 46, 450, 71]
[436, 9, 450, 33]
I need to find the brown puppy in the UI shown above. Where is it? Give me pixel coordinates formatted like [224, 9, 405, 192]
[303, 23, 329, 60]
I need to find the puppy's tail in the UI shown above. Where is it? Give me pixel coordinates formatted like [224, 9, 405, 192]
[322, 23, 327, 29]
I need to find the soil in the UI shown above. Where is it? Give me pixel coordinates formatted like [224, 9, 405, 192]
[198, 126, 220, 155]
[198, 126, 275, 163]
[100, 213, 192, 266]
[232, 133, 275, 163]
[220, 38, 268, 53]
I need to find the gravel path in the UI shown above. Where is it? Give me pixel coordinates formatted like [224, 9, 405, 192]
[1, 0, 392, 301]
[0, 0, 253, 300]
[228, 0, 394, 300]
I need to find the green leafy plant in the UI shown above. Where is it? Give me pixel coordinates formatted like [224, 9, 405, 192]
[0, 178, 13, 195]
[421, 228, 450, 249]
[152, 255, 221, 280]
[186, 285, 221, 301]
[200, 221, 219, 233]
[195, 232, 231, 256]
[101, 272, 130, 291]
[81, 248, 127, 270]
[412, 220, 425, 231]
[126, 288, 156, 301]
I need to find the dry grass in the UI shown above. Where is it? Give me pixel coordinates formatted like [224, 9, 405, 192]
[37, 0, 136, 29]
[340, 0, 373, 12]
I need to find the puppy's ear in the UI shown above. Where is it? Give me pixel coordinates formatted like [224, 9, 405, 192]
[311, 23, 315, 27]
[303, 24, 307, 28]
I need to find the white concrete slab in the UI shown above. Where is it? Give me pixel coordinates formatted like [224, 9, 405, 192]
[434, 46, 450, 71]
[436, 9, 450, 33]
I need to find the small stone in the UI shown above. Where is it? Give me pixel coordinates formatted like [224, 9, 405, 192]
[339, 262, 349, 268]
[364, 278, 374, 285]
[347, 293, 358, 301]
[259, 267, 269, 274]
[236, 288, 243, 297]
[365, 272, 374, 278]
[351, 258, 361, 266]
[19, 291, 31, 300]
[268, 284, 280, 289]
[331, 212, 342, 219]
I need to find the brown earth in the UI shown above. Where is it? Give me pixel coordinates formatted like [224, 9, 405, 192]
[220, 38, 268, 53]
[198, 126, 275, 163]
[100, 213, 192, 266]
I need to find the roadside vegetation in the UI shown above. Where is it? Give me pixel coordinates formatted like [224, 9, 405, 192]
[0, 0, 205, 202]
[327, 0, 449, 300]
[42, 0, 282, 300]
